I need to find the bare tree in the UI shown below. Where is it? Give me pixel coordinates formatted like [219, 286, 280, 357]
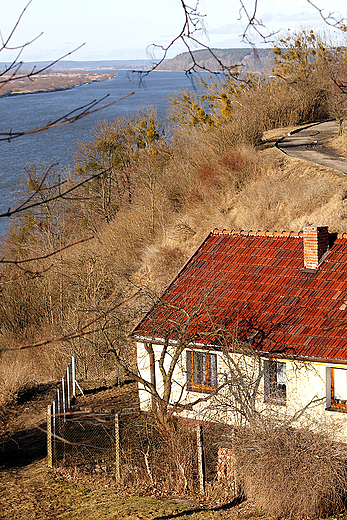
[144, 0, 347, 76]
[0, 1, 134, 142]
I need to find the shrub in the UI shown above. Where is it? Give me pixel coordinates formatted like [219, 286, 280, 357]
[234, 423, 347, 518]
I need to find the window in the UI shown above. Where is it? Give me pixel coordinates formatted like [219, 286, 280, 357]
[264, 359, 286, 404]
[186, 350, 217, 392]
[328, 368, 347, 410]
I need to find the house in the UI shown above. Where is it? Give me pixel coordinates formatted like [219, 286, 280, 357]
[132, 226, 347, 437]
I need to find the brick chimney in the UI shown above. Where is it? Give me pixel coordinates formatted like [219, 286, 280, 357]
[303, 226, 329, 269]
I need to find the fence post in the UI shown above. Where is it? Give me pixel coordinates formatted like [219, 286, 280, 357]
[57, 388, 61, 430]
[62, 377, 66, 421]
[47, 404, 53, 468]
[66, 366, 70, 411]
[196, 424, 205, 494]
[115, 414, 121, 482]
[52, 400, 56, 457]
[72, 356, 76, 397]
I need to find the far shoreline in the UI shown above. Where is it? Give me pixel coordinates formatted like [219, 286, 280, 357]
[0, 70, 118, 99]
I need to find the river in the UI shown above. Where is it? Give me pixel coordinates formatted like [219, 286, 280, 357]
[0, 70, 196, 234]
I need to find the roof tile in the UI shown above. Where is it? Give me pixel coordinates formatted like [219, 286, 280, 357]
[134, 231, 347, 361]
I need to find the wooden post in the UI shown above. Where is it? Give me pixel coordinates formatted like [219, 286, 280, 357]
[115, 414, 121, 482]
[47, 404, 53, 468]
[52, 400, 56, 454]
[196, 424, 205, 494]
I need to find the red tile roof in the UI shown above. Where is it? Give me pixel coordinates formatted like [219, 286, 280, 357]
[133, 229, 347, 363]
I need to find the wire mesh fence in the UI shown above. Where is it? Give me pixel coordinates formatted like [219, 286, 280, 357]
[73, 350, 122, 388]
[53, 411, 117, 474]
[46, 357, 235, 492]
[48, 408, 234, 493]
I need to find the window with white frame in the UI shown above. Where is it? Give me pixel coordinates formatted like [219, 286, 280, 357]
[264, 359, 286, 404]
[329, 367, 347, 409]
[186, 350, 217, 392]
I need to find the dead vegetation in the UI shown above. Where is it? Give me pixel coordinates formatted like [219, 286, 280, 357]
[329, 131, 347, 156]
[2, 89, 347, 428]
[234, 422, 347, 518]
[2, 30, 347, 518]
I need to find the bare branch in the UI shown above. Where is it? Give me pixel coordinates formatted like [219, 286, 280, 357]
[0, 44, 86, 87]
[0, 289, 142, 352]
[139, 0, 239, 77]
[0, 1, 36, 52]
[0, 235, 94, 265]
[306, 0, 347, 31]
[238, 0, 280, 45]
[1, 162, 115, 218]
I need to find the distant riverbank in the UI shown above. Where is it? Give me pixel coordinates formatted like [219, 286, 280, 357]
[0, 70, 116, 97]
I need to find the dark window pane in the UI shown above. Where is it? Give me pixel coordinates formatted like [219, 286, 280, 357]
[264, 359, 286, 403]
[210, 353, 217, 387]
[186, 350, 192, 390]
[193, 351, 206, 385]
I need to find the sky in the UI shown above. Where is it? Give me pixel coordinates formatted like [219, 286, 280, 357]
[0, 0, 346, 62]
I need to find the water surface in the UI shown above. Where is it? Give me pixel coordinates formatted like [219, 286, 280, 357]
[0, 70, 196, 234]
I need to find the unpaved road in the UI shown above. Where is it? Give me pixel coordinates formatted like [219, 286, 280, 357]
[276, 120, 347, 174]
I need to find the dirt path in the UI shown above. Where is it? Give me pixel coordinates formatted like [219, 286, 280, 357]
[0, 383, 66, 519]
[276, 120, 347, 174]
[0, 383, 136, 519]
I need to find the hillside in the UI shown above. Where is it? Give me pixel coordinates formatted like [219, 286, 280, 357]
[1, 33, 347, 517]
[156, 48, 275, 72]
[1, 124, 346, 519]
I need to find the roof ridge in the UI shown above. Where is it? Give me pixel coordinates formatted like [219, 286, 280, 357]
[211, 228, 303, 237]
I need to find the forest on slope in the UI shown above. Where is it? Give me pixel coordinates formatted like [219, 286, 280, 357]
[156, 48, 275, 72]
[1, 30, 347, 405]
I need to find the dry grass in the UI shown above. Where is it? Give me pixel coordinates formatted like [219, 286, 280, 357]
[234, 423, 347, 518]
[0, 346, 68, 407]
[0, 458, 258, 520]
[230, 169, 347, 232]
[2, 118, 347, 407]
[329, 132, 347, 156]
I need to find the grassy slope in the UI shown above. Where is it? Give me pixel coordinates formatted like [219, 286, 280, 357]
[0, 460, 265, 520]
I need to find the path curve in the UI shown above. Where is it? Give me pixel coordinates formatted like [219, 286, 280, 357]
[276, 120, 347, 174]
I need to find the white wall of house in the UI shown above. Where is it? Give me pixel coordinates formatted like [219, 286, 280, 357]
[136, 341, 347, 441]
[136, 341, 188, 410]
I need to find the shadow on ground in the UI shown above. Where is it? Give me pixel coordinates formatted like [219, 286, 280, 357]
[153, 495, 246, 519]
[0, 423, 47, 469]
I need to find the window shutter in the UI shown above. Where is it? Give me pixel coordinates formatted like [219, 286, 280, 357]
[333, 368, 347, 402]
[264, 359, 270, 400]
[209, 353, 217, 388]
[194, 351, 206, 385]
[186, 350, 192, 391]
